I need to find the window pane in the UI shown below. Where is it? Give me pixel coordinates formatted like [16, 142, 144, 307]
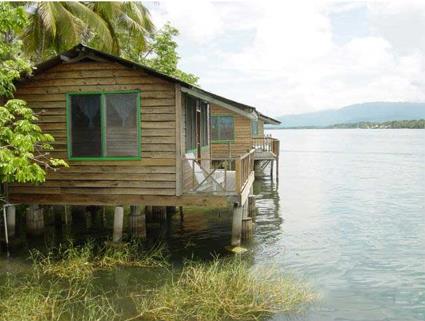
[251, 120, 258, 136]
[105, 93, 138, 157]
[212, 116, 234, 141]
[70, 95, 101, 157]
[220, 117, 234, 140]
[211, 116, 220, 141]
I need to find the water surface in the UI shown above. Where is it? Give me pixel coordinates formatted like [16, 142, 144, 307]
[260, 129, 425, 321]
[1, 129, 425, 321]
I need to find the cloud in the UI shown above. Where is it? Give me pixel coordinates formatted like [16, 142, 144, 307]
[149, 0, 425, 116]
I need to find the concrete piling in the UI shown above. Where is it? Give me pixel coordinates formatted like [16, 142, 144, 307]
[112, 206, 124, 243]
[6, 205, 16, 238]
[231, 204, 243, 247]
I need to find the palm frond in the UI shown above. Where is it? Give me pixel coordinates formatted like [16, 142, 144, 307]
[36, 2, 57, 37]
[63, 1, 114, 51]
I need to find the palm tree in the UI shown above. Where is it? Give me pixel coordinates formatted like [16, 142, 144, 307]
[22, 2, 154, 62]
[88, 2, 154, 55]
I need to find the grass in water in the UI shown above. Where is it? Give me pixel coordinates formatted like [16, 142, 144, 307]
[31, 241, 95, 281]
[0, 274, 116, 321]
[98, 241, 168, 269]
[132, 258, 315, 321]
[31, 240, 168, 281]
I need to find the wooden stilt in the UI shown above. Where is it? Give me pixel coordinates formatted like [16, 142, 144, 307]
[276, 157, 279, 181]
[248, 195, 256, 222]
[129, 205, 146, 239]
[26, 205, 44, 236]
[179, 206, 184, 222]
[152, 206, 167, 222]
[63, 205, 71, 225]
[144, 206, 153, 222]
[271, 160, 274, 178]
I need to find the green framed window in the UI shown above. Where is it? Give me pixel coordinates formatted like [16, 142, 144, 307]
[66, 90, 141, 160]
[211, 115, 234, 143]
[251, 120, 259, 136]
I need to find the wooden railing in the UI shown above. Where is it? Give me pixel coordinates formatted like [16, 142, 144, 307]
[183, 149, 255, 194]
[252, 136, 280, 156]
[235, 149, 255, 193]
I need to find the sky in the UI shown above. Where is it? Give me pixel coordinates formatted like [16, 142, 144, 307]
[148, 0, 425, 116]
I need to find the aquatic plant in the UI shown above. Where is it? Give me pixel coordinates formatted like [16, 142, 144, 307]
[98, 241, 168, 269]
[131, 258, 315, 321]
[0, 274, 116, 321]
[30, 241, 95, 281]
[30, 240, 168, 281]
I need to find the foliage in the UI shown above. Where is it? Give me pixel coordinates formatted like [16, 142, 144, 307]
[0, 3, 31, 96]
[132, 258, 315, 321]
[0, 3, 67, 188]
[22, 1, 154, 62]
[124, 23, 199, 85]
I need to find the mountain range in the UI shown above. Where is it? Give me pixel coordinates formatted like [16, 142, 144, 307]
[276, 102, 425, 128]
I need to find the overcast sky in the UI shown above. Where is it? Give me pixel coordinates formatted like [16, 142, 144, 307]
[148, 0, 425, 116]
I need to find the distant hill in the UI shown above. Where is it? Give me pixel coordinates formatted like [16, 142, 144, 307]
[277, 102, 425, 128]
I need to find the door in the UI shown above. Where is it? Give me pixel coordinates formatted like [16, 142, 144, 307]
[195, 102, 202, 161]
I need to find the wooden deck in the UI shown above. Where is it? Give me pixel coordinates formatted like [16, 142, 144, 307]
[253, 137, 279, 160]
[182, 149, 255, 206]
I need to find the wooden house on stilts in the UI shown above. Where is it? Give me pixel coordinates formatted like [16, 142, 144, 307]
[5, 44, 280, 248]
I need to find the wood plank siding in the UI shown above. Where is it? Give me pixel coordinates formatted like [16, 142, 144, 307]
[8, 61, 179, 204]
[211, 104, 253, 158]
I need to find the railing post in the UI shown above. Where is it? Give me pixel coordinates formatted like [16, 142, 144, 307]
[192, 159, 195, 190]
[235, 158, 242, 192]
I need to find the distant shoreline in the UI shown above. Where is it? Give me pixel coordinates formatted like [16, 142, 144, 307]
[268, 119, 425, 130]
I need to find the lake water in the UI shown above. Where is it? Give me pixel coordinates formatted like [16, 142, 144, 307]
[260, 129, 425, 321]
[1, 129, 425, 321]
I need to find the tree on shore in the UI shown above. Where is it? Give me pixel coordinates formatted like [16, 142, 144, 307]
[0, 3, 67, 195]
[124, 23, 199, 85]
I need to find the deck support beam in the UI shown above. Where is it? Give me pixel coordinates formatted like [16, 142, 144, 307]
[112, 206, 124, 242]
[129, 205, 146, 239]
[6, 205, 16, 238]
[26, 205, 44, 235]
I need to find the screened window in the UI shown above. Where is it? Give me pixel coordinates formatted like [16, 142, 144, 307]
[251, 120, 259, 137]
[211, 116, 234, 142]
[68, 91, 140, 159]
